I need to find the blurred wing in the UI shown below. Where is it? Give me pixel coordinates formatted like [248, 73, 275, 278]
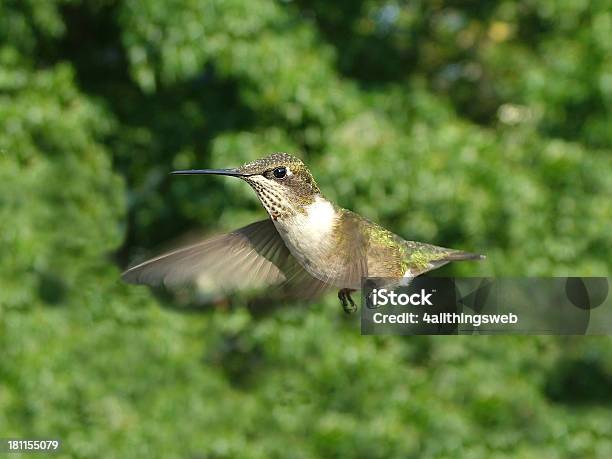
[314, 209, 370, 290]
[122, 219, 328, 296]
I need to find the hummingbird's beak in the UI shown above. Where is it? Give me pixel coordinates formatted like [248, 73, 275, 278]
[170, 168, 245, 177]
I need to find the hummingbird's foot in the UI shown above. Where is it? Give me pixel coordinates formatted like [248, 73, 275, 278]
[338, 288, 357, 314]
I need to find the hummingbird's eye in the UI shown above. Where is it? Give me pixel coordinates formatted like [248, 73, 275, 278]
[273, 167, 287, 179]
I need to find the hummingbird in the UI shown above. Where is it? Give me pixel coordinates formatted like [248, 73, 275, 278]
[122, 152, 485, 312]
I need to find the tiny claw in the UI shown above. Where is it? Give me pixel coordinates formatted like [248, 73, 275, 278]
[338, 288, 357, 314]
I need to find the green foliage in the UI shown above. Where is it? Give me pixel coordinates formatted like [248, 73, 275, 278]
[1, 0, 611, 457]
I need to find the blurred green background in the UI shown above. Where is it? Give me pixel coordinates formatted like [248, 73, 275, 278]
[1, 0, 612, 457]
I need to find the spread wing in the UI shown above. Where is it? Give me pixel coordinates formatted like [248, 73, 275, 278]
[122, 219, 329, 298]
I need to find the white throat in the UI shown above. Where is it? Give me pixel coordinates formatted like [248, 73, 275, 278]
[272, 196, 337, 275]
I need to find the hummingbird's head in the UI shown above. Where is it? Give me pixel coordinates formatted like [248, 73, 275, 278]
[172, 152, 321, 220]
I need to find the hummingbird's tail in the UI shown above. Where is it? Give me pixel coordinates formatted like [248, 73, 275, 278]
[441, 250, 486, 262]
